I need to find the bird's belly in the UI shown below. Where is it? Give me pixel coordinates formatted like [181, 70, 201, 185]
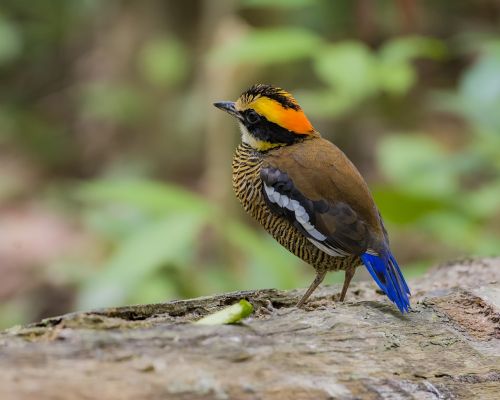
[232, 149, 358, 272]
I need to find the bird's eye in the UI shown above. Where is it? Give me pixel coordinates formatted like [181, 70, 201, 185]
[245, 110, 260, 124]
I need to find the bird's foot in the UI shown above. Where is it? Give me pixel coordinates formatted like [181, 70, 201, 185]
[331, 293, 343, 302]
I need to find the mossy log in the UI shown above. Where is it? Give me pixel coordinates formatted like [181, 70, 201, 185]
[1, 258, 499, 400]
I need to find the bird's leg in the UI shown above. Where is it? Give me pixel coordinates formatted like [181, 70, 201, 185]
[296, 270, 327, 308]
[339, 268, 355, 302]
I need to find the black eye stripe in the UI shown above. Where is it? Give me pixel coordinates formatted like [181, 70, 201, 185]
[245, 110, 260, 124]
[243, 113, 301, 146]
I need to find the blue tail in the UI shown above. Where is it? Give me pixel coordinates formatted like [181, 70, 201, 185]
[361, 250, 411, 313]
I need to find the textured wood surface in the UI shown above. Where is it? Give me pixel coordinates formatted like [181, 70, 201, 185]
[1, 258, 499, 400]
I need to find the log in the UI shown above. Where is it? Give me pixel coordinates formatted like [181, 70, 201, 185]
[1, 258, 499, 400]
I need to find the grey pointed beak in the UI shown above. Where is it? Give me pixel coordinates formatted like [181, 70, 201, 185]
[213, 101, 243, 121]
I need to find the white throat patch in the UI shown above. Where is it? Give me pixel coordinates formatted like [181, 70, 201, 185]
[238, 122, 254, 147]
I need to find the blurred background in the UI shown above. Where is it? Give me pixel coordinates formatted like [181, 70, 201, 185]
[0, 0, 499, 329]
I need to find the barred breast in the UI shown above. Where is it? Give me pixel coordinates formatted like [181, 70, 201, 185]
[232, 143, 358, 273]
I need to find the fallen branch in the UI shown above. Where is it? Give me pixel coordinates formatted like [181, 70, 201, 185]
[1, 258, 499, 400]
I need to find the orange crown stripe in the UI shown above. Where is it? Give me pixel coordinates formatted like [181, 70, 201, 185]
[249, 97, 314, 134]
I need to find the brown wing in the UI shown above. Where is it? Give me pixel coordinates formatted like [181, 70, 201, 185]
[261, 137, 383, 256]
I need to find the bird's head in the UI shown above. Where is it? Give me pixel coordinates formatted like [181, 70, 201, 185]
[214, 84, 317, 152]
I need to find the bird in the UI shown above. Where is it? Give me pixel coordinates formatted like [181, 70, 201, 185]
[214, 84, 411, 313]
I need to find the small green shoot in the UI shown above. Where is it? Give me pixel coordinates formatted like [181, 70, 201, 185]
[194, 300, 254, 325]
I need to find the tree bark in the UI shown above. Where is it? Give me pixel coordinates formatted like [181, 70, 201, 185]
[1, 258, 499, 400]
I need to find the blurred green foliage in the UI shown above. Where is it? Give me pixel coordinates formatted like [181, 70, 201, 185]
[138, 37, 189, 88]
[0, 15, 22, 64]
[0, 1, 499, 326]
[213, 30, 445, 117]
[74, 179, 305, 309]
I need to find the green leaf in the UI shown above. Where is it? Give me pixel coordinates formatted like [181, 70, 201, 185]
[314, 42, 378, 100]
[457, 182, 500, 219]
[222, 220, 302, 290]
[378, 61, 416, 95]
[76, 179, 212, 216]
[417, 211, 480, 252]
[138, 37, 188, 87]
[432, 42, 500, 131]
[377, 36, 446, 95]
[194, 300, 254, 325]
[0, 301, 27, 330]
[77, 213, 205, 309]
[377, 134, 457, 197]
[372, 188, 448, 225]
[128, 275, 178, 305]
[458, 46, 500, 130]
[79, 83, 147, 124]
[210, 27, 322, 65]
[379, 36, 446, 63]
[292, 89, 356, 118]
[0, 16, 22, 65]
